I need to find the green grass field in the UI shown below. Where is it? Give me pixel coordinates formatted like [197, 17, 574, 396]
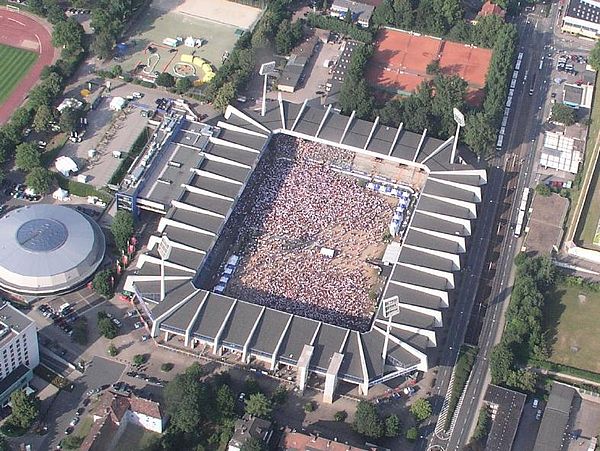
[0, 44, 38, 105]
[544, 283, 600, 373]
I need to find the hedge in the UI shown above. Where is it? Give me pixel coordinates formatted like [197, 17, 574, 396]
[445, 345, 477, 430]
[34, 365, 71, 390]
[55, 173, 112, 203]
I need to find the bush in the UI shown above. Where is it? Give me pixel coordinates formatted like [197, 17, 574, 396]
[93, 269, 115, 298]
[161, 363, 174, 372]
[107, 343, 118, 356]
[410, 398, 432, 422]
[535, 183, 552, 197]
[334, 410, 348, 422]
[304, 401, 315, 412]
[445, 345, 478, 430]
[133, 354, 146, 367]
[405, 426, 418, 441]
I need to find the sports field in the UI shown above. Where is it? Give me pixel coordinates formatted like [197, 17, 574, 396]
[0, 44, 37, 105]
[367, 28, 492, 104]
[544, 283, 600, 373]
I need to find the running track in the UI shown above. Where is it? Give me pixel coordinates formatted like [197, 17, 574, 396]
[0, 10, 55, 124]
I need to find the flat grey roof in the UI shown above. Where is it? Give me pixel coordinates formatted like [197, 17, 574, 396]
[533, 382, 576, 451]
[0, 302, 33, 332]
[484, 385, 527, 451]
[311, 326, 348, 372]
[384, 282, 446, 310]
[398, 246, 455, 272]
[410, 211, 470, 236]
[162, 292, 205, 333]
[278, 317, 320, 364]
[339, 332, 364, 381]
[390, 264, 450, 291]
[423, 178, 479, 203]
[190, 293, 235, 340]
[404, 228, 463, 254]
[418, 195, 474, 219]
[389, 326, 431, 353]
[220, 302, 263, 348]
[248, 308, 292, 356]
[178, 190, 233, 216]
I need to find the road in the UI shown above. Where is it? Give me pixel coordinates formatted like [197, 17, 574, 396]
[422, 5, 559, 450]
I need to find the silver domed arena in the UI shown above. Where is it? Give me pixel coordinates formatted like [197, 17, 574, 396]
[0, 204, 105, 295]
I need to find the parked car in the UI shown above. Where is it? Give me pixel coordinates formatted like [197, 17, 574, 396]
[69, 417, 79, 427]
[112, 318, 122, 328]
[532, 398, 539, 409]
[536, 409, 542, 420]
[134, 322, 142, 329]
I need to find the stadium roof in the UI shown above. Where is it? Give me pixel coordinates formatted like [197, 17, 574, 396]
[126, 99, 486, 388]
[0, 205, 105, 295]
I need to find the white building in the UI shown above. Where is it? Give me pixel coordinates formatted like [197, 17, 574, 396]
[0, 302, 39, 407]
[330, 0, 375, 27]
[562, 0, 600, 39]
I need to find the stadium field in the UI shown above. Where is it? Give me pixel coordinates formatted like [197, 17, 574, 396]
[0, 44, 38, 105]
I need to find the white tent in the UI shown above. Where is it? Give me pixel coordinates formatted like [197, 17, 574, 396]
[52, 188, 69, 201]
[184, 36, 195, 47]
[110, 96, 126, 111]
[55, 156, 78, 177]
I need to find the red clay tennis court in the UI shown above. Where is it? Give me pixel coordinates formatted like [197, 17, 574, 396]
[368, 28, 492, 104]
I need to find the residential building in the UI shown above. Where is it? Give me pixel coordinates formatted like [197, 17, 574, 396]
[80, 392, 166, 451]
[330, 0, 375, 27]
[280, 429, 372, 451]
[228, 415, 272, 451]
[278, 35, 319, 93]
[0, 302, 39, 407]
[562, 0, 600, 39]
[477, 0, 506, 19]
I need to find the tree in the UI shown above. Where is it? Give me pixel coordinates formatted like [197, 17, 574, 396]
[244, 377, 261, 396]
[52, 18, 84, 54]
[551, 103, 576, 125]
[275, 20, 303, 55]
[107, 343, 118, 356]
[156, 72, 175, 88]
[93, 269, 115, 298]
[9, 390, 39, 429]
[240, 437, 266, 451]
[405, 426, 418, 441]
[393, 0, 413, 28]
[91, 30, 115, 60]
[464, 112, 497, 158]
[410, 398, 432, 422]
[385, 414, 401, 437]
[61, 435, 85, 450]
[33, 104, 55, 133]
[304, 401, 315, 412]
[426, 59, 441, 75]
[111, 210, 135, 252]
[216, 384, 235, 418]
[59, 107, 81, 133]
[535, 183, 551, 197]
[244, 393, 272, 419]
[25, 167, 53, 194]
[353, 401, 383, 438]
[15, 143, 42, 172]
[176, 77, 193, 93]
[372, 0, 395, 26]
[213, 81, 236, 113]
[161, 362, 174, 372]
[590, 40, 600, 71]
[98, 317, 118, 339]
[490, 343, 514, 384]
[271, 385, 288, 405]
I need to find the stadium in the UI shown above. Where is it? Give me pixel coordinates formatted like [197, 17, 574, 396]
[122, 98, 486, 400]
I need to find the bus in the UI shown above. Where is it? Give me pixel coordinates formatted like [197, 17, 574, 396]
[529, 73, 536, 96]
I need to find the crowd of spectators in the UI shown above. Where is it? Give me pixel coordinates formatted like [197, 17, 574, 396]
[227, 136, 395, 331]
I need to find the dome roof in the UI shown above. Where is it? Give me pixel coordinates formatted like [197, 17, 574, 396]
[0, 205, 106, 295]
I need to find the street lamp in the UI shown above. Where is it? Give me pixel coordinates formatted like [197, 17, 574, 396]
[451, 107, 465, 164]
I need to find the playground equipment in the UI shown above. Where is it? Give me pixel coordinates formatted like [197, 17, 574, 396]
[173, 62, 196, 78]
[180, 55, 215, 83]
[143, 53, 160, 75]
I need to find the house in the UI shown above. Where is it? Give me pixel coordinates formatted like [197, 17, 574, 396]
[278, 35, 319, 93]
[562, 0, 600, 39]
[228, 415, 272, 451]
[80, 392, 166, 451]
[280, 429, 373, 451]
[477, 0, 506, 19]
[330, 0, 375, 27]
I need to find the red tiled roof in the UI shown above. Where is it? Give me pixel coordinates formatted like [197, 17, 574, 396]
[478, 1, 506, 18]
[280, 430, 374, 451]
[128, 395, 162, 419]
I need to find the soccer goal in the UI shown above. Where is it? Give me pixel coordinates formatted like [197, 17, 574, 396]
[6, 4, 20, 11]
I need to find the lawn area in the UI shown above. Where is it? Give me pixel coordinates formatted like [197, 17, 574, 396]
[544, 283, 600, 373]
[113, 422, 160, 451]
[574, 82, 600, 247]
[0, 44, 38, 105]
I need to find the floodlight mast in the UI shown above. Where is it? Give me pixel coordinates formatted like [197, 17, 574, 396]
[381, 296, 400, 364]
[158, 234, 172, 302]
[451, 107, 465, 164]
[260, 61, 276, 117]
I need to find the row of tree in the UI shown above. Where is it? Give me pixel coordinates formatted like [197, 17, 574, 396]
[90, 0, 146, 60]
[490, 255, 556, 392]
